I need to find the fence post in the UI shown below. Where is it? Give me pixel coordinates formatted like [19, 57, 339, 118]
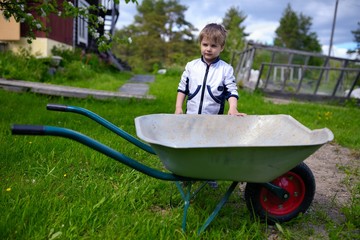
[264, 52, 276, 89]
[245, 48, 256, 83]
[296, 56, 310, 93]
[331, 59, 349, 97]
[346, 70, 360, 99]
[256, 64, 265, 89]
[281, 54, 294, 92]
[314, 57, 330, 95]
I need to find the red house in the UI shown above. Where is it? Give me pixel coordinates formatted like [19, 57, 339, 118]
[0, 0, 119, 57]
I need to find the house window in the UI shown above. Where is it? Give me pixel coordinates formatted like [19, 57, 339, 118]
[77, 0, 89, 46]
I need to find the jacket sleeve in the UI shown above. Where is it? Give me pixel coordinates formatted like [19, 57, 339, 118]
[224, 65, 238, 99]
[177, 62, 190, 95]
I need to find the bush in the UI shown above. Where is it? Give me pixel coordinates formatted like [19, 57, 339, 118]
[57, 61, 95, 81]
[0, 47, 121, 83]
[0, 49, 49, 82]
[163, 65, 183, 77]
[51, 46, 82, 64]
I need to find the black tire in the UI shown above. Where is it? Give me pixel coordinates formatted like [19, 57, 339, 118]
[244, 162, 315, 224]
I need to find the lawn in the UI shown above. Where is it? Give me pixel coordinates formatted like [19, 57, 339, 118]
[1, 72, 359, 239]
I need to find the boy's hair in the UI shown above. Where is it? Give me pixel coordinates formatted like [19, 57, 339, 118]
[199, 23, 227, 47]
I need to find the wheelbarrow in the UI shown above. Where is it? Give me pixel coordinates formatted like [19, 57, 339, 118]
[11, 104, 334, 234]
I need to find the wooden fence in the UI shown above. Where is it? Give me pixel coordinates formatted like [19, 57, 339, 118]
[233, 42, 360, 103]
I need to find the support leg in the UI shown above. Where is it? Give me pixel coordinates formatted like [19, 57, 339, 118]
[175, 182, 193, 232]
[198, 181, 238, 234]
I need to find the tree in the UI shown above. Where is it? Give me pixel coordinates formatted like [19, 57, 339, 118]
[113, 0, 197, 72]
[298, 13, 322, 52]
[347, 22, 360, 59]
[221, 6, 248, 65]
[274, 4, 321, 52]
[0, 0, 137, 51]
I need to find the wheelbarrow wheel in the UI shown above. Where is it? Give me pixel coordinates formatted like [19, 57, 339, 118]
[244, 162, 315, 224]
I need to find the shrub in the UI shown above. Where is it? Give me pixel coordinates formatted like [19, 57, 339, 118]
[0, 47, 121, 83]
[0, 49, 49, 82]
[163, 65, 183, 77]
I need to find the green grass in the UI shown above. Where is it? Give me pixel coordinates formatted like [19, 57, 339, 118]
[48, 70, 132, 91]
[0, 49, 133, 91]
[1, 72, 360, 239]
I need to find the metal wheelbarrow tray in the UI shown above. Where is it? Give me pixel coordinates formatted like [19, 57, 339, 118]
[135, 114, 333, 183]
[11, 104, 334, 234]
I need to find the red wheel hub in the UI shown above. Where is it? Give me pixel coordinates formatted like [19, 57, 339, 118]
[260, 172, 306, 216]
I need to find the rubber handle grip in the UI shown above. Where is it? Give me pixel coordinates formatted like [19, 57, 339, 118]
[11, 125, 46, 135]
[46, 104, 68, 111]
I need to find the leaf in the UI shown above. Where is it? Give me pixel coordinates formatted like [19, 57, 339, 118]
[93, 197, 106, 210]
[49, 231, 62, 240]
[275, 222, 284, 234]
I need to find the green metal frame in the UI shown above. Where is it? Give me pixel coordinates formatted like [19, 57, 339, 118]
[11, 104, 286, 234]
[175, 181, 239, 234]
[46, 104, 156, 154]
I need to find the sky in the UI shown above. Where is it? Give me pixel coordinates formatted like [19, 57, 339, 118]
[116, 0, 359, 59]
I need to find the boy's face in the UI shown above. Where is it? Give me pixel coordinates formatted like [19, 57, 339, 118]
[200, 37, 224, 64]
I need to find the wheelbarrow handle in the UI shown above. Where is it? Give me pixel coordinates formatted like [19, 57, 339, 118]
[12, 125, 189, 181]
[47, 104, 68, 111]
[12, 125, 46, 135]
[45, 104, 156, 155]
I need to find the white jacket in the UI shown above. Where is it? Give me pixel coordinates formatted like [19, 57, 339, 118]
[177, 57, 239, 114]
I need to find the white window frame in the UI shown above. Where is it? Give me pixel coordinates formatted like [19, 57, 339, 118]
[77, 0, 89, 46]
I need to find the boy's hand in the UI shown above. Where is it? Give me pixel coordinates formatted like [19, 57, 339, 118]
[228, 97, 246, 116]
[175, 107, 183, 114]
[228, 108, 246, 116]
[175, 92, 185, 114]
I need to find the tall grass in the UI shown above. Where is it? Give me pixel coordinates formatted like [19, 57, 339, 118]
[1, 72, 359, 239]
[0, 49, 133, 91]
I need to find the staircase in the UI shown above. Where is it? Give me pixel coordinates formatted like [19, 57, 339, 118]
[101, 0, 119, 37]
[88, 0, 130, 71]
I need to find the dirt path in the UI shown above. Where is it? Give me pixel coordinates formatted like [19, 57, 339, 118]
[305, 143, 358, 220]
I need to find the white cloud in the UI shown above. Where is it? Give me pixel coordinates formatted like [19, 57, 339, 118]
[302, 1, 334, 26]
[322, 44, 357, 59]
[117, 0, 138, 28]
[245, 17, 278, 44]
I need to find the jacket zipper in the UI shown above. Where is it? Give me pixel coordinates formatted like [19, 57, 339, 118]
[198, 64, 210, 114]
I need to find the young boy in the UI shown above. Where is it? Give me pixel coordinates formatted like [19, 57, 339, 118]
[175, 23, 245, 116]
[175, 23, 245, 188]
